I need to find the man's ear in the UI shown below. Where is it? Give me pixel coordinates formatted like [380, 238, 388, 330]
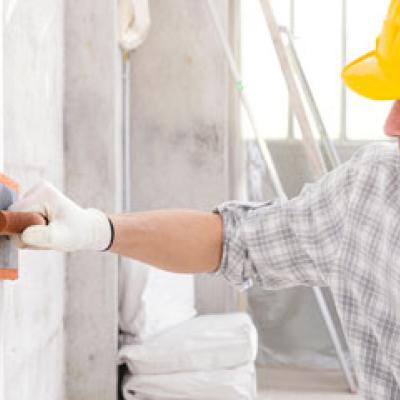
[384, 101, 400, 137]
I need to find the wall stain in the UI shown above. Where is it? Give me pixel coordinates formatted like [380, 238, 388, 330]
[168, 123, 223, 169]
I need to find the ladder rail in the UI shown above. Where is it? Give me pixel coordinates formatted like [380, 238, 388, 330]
[258, 0, 327, 178]
[281, 26, 341, 169]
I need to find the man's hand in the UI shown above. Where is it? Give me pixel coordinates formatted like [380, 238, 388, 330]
[9, 181, 112, 252]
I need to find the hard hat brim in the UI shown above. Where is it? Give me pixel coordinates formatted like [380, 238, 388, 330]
[342, 50, 400, 100]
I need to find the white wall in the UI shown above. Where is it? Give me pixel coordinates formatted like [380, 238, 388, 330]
[0, 0, 5, 396]
[3, 0, 65, 399]
[3, 0, 120, 398]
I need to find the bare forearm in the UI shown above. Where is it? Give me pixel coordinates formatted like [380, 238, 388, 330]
[109, 210, 223, 274]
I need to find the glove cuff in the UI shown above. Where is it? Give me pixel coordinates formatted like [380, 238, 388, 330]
[102, 217, 115, 252]
[85, 208, 113, 251]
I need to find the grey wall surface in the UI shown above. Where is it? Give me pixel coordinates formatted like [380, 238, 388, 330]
[129, 0, 241, 314]
[3, 0, 65, 399]
[64, 0, 119, 399]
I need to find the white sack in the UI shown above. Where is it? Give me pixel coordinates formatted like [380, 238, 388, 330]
[119, 313, 258, 374]
[122, 363, 257, 400]
[118, 0, 151, 51]
[119, 258, 196, 345]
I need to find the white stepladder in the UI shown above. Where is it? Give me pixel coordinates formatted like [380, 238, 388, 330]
[206, 0, 358, 394]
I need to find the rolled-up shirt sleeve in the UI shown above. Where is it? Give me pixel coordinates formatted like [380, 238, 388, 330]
[213, 159, 354, 291]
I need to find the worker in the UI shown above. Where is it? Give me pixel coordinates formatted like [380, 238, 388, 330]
[10, 1, 400, 398]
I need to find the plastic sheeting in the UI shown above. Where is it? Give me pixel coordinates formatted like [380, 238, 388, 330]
[118, 0, 151, 52]
[246, 140, 349, 368]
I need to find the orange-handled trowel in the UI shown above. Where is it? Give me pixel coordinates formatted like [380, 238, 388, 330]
[0, 175, 47, 280]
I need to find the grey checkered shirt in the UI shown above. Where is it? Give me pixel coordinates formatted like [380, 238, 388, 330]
[214, 143, 400, 399]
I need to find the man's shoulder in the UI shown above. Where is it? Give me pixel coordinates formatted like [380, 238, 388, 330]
[350, 142, 399, 172]
[342, 143, 400, 201]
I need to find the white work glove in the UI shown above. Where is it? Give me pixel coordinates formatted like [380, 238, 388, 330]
[9, 181, 113, 252]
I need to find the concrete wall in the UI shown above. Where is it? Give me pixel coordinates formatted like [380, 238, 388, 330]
[64, 0, 119, 399]
[129, 0, 241, 314]
[3, 0, 65, 399]
[2, 0, 120, 397]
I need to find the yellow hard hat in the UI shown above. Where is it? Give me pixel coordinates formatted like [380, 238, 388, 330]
[342, 0, 400, 100]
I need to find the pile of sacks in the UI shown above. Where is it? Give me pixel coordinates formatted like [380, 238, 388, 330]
[119, 259, 258, 400]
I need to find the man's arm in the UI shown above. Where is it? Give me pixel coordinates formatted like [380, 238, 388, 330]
[110, 210, 223, 273]
[9, 142, 357, 290]
[8, 181, 224, 273]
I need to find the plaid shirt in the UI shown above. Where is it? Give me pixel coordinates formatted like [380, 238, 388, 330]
[215, 143, 400, 399]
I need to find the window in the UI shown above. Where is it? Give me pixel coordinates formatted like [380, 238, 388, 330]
[241, 0, 392, 141]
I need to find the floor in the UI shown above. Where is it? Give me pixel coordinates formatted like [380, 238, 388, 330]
[257, 367, 360, 400]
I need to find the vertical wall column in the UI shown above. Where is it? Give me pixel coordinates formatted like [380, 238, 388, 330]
[3, 0, 65, 399]
[64, 0, 120, 399]
[0, 0, 4, 396]
[128, 0, 241, 313]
